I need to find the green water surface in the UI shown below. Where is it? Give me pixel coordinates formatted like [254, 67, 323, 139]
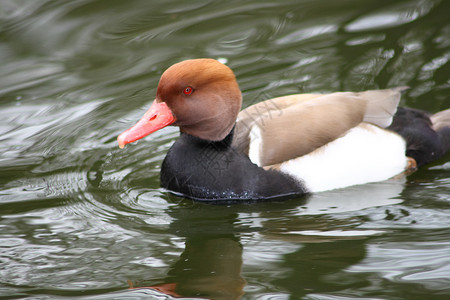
[0, 0, 449, 299]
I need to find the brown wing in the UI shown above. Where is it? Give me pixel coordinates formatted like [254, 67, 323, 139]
[232, 93, 322, 157]
[232, 88, 403, 167]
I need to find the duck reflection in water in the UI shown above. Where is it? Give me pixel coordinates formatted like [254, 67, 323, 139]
[125, 182, 401, 299]
[158, 236, 245, 299]
[129, 203, 246, 299]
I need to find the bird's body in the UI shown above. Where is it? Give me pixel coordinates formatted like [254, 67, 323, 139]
[118, 59, 450, 202]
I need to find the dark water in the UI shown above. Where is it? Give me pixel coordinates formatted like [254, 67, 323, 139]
[1, 0, 449, 299]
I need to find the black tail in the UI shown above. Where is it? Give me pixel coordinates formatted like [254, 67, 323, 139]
[388, 107, 450, 167]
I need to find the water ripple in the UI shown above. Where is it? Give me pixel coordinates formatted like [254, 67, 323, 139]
[1, 0, 450, 298]
[350, 240, 450, 292]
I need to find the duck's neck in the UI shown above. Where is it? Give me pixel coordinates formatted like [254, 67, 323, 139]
[180, 126, 235, 149]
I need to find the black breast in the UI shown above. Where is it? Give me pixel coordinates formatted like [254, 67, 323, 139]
[160, 130, 307, 203]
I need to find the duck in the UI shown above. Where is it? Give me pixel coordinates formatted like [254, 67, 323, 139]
[117, 58, 450, 203]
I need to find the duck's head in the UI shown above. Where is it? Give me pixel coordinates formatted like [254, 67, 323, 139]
[118, 59, 242, 148]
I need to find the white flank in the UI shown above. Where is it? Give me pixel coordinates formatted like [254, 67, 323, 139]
[279, 124, 408, 192]
[248, 125, 262, 166]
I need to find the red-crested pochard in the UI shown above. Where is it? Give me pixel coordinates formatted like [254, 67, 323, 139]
[118, 59, 450, 202]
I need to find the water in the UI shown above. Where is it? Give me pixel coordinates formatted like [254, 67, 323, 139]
[0, 0, 449, 299]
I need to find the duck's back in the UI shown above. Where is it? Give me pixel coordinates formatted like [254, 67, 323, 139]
[232, 88, 405, 167]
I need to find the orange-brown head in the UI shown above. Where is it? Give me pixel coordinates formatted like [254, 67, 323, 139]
[118, 59, 242, 148]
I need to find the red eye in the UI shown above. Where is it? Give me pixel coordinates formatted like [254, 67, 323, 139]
[183, 86, 193, 95]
